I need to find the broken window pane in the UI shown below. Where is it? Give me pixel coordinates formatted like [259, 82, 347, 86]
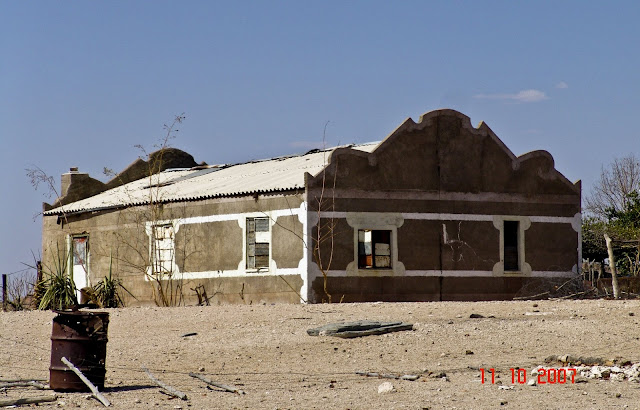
[72, 236, 88, 268]
[255, 217, 269, 232]
[255, 254, 269, 268]
[247, 217, 270, 270]
[152, 224, 175, 275]
[358, 229, 392, 269]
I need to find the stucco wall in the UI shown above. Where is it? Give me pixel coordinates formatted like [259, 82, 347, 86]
[271, 214, 304, 269]
[176, 220, 243, 272]
[41, 194, 306, 306]
[305, 109, 581, 302]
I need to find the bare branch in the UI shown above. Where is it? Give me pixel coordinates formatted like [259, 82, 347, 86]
[586, 154, 640, 218]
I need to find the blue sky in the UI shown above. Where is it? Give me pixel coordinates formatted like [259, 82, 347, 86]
[2, 1, 639, 279]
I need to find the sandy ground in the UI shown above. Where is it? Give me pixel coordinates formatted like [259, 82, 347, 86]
[1, 300, 640, 409]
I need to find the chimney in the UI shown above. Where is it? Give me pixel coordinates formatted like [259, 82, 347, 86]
[60, 167, 85, 198]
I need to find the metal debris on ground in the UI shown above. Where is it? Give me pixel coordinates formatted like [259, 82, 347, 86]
[307, 320, 414, 338]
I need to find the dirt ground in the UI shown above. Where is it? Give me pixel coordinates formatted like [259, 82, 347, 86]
[1, 300, 640, 409]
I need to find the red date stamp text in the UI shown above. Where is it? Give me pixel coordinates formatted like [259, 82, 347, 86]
[480, 368, 577, 384]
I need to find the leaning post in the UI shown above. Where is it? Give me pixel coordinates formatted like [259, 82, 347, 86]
[2, 274, 7, 311]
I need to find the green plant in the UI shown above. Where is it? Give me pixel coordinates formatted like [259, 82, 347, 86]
[92, 254, 135, 308]
[37, 243, 77, 310]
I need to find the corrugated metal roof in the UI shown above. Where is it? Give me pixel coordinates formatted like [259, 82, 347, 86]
[45, 142, 380, 216]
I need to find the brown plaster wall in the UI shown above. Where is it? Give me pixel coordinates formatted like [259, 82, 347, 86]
[272, 215, 304, 269]
[325, 197, 578, 218]
[312, 276, 573, 302]
[307, 110, 580, 199]
[441, 277, 572, 301]
[525, 223, 578, 271]
[41, 193, 305, 306]
[176, 221, 243, 272]
[311, 276, 441, 303]
[167, 194, 304, 217]
[396, 220, 442, 270]
[181, 275, 302, 305]
[396, 220, 499, 272]
[440, 221, 499, 271]
[312, 218, 354, 270]
[41, 209, 154, 304]
[305, 109, 580, 303]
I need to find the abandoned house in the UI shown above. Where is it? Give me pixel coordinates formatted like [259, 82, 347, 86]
[41, 109, 581, 305]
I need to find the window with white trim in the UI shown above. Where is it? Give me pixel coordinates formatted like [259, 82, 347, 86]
[492, 215, 531, 276]
[70, 234, 89, 297]
[503, 220, 519, 271]
[246, 217, 270, 270]
[151, 224, 175, 275]
[358, 229, 392, 269]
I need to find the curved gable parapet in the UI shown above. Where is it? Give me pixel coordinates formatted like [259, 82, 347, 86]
[476, 121, 519, 170]
[306, 109, 580, 199]
[516, 150, 580, 194]
[518, 150, 556, 179]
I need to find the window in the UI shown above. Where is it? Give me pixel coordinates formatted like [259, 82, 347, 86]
[152, 224, 175, 275]
[71, 235, 89, 296]
[358, 229, 392, 269]
[247, 217, 270, 269]
[72, 235, 88, 271]
[492, 215, 531, 276]
[503, 221, 519, 271]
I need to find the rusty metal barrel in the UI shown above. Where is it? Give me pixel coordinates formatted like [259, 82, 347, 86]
[49, 310, 109, 392]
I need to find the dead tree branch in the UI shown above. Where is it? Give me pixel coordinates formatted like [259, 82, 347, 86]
[189, 373, 245, 395]
[0, 394, 58, 407]
[0, 381, 50, 390]
[61, 357, 110, 407]
[142, 367, 187, 400]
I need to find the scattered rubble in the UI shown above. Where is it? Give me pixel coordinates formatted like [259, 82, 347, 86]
[531, 362, 640, 383]
[544, 354, 614, 366]
[356, 371, 420, 381]
[377, 382, 395, 394]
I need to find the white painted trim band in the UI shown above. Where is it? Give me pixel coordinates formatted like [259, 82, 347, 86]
[177, 207, 301, 226]
[323, 270, 576, 278]
[318, 211, 577, 224]
[175, 268, 303, 280]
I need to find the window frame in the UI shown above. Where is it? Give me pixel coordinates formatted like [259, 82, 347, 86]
[357, 229, 393, 269]
[70, 234, 89, 272]
[492, 216, 531, 276]
[66, 233, 90, 301]
[503, 220, 520, 271]
[150, 223, 176, 277]
[246, 216, 271, 271]
[345, 213, 405, 276]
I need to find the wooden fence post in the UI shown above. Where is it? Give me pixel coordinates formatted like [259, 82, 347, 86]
[2, 274, 7, 311]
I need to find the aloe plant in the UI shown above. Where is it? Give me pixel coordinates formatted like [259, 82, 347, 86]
[92, 253, 135, 308]
[37, 243, 78, 310]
